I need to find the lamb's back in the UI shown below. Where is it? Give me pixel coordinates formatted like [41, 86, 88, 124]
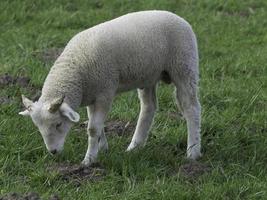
[56, 11, 195, 92]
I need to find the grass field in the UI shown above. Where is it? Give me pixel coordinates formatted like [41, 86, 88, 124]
[0, 0, 266, 199]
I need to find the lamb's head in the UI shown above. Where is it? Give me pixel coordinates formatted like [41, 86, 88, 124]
[19, 95, 80, 154]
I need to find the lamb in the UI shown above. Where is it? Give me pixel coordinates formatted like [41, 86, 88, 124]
[19, 10, 202, 166]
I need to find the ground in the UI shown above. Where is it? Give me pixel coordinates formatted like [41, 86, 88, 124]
[0, 0, 266, 199]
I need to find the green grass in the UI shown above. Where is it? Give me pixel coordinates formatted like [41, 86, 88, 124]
[0, 0, 266, 199]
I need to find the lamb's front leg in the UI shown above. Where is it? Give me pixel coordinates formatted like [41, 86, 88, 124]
[127, 86, 157, 151]
[82, 99, 112, 166]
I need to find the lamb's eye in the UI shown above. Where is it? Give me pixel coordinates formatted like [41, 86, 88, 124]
[56, 122, 62, 129]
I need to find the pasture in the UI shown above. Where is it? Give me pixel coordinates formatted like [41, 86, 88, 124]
[0, 0, 266, 199]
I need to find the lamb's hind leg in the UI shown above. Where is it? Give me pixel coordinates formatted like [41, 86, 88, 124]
[127, 86, 157, 151]
[82, 95, 113, 166]
[173, 71, 201, 159]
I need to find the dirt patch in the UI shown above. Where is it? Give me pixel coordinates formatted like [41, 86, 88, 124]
[35, 48, 63, 64]
[179, 161, 211, 179]
[47, 162, 105, 186]
[0, 192, 60, 200]
[48, 195, 60, 200]
[16, 76, 31, 87]
[0, 73, 41, 104]
[0, 73, 30, 88]
[165, 111, 183, 120]
[104, 120, 135, 136]
[219, 8, 255, 18]
[79, 120, 135, 136]
[0, 96, 14, 105]
[0, 73, 14, 86]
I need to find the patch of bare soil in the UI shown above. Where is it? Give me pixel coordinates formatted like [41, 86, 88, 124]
[0, 73, 41, 105]
[0, 73, 14, 86]
[165, 111, 183, 120]
[179, 161, 211, 179]
[0, 73, 33, 106]
[0, 73, 30, 88]
[35, 48, 63, 64]
[47, 162, 105, 186]
[104, 120, 135, 136]
[220, 8, 254, 18]
[16, 76, 31, 87]
[79, 120, 135, 136]
[0, 96, 14, 105]
[0, 192, 60, 200]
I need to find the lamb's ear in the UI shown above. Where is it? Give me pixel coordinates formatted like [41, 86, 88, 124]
[21, 95, 33, 109]
[19, 95, 33, 116]
[60, 103, 80, 123]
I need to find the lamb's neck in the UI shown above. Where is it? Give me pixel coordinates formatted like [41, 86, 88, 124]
[39, 63, 84, 111]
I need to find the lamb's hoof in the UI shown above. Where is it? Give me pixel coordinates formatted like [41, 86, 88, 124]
[81, 157, 96, 167]
[81, 160, 89, 167]
[126, 145, 134, 152]
[126, 141, 145, 152]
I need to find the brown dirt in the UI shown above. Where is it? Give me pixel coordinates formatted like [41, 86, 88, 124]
[165, 111, 183, 120]
[47, 195, 60, 200]
[0, 96, 14, 105]
[35, 48, 63, 64]
[179, 161, 211, 179]
[219, 8, 254, 18]
[104, 120, 135, 136]
[79, 120, 135, 137]
[16, 76, 31, 87]
[0, 73, 41, 105]
[0, 74, 14, 86]
[47, 162, 105, 186]
[0, 192, 60, 200]
[0, 73, 30, 88]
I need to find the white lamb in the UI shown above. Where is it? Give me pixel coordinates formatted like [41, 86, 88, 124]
[19, 10, 201, 166]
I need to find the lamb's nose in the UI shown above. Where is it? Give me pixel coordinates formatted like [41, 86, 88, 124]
[50, 149, 57, 155]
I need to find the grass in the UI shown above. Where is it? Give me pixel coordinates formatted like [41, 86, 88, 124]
[0, 0, 266, 199]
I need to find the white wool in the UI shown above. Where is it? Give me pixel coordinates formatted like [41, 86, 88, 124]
[40, 10, 198, 109]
